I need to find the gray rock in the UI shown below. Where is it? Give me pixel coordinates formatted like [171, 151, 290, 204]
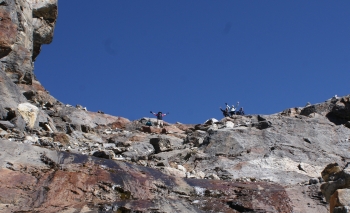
[83, 133, 104, 143]
[38, 137, 53, 146]
[334, 206, 350, 213]
[103, 143, 116, 149]
[184, 130, 208, 147]
[309, 178, 318, 185]
[151, 149, 192, 166]
[150, 136, 182, 153]
[254, 120, 272, 130]
[32, 0, 58, 59]
[122, 142, 155, 162]
[0, 120, 15, 130]
[92, 150, 114, 159]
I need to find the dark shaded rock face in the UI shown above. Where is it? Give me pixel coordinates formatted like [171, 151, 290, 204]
[0, 0, 58, 132]
[0, 140, 293, 213]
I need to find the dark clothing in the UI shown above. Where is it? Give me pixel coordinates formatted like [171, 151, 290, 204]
[220, 108, 229, 117]
[229, 111, 236, 116]
[151, 112, 167, 120]
[237, 109, 245, 115]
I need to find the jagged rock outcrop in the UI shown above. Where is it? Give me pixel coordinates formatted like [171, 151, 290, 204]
[0, 0, 57, 132]
[0, 139, 295, 213]
[320, 163, 350, 213]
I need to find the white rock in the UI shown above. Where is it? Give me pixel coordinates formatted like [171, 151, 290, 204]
[162, 167, 186, 178]
[208, 173, 220, 180]
[17, 103, 39, 128]
[204, 118, 219, 125]
[177, 165, 187, 172]
[25, 135, 39, 143]
[196, 171, 206, 179]
[194, 186, 206, 196]
[225, 121, 234, 128]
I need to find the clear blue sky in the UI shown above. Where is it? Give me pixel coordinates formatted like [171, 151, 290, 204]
[35, 1, 350, 124]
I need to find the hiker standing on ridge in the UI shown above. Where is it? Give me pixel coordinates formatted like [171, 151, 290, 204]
[219, 107, 229, 117]
[225, 103, 231, 111]
[229, 105, 236, 116]
[238, 107, 245, 115]
[225, 102, 237, 116]
[150, 111, 169, 128]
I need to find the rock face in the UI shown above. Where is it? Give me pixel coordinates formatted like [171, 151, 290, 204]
[320, 163, 350, 213]
[2, 1, 350, 212]
[0, 0, 57, 129]
[0, 139, 295, 213]
[1, 0, 57, 85]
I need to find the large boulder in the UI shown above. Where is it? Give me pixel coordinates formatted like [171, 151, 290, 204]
[0, 0, 58, 119]
[17, 103, 39, 129]
[331, 189, 350, 213]
[330, 97, 350, 120]
[150, 136, 183, 153]
[321, 164, 350, 202]
[121, 142, 155, 161]
[334, 206, 350, 213]
[55, 105, 129, 129]
[184, 130, 207, 147]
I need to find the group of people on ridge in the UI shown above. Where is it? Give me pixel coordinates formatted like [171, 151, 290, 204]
[146, 103, 244, 128]
[220, 102, 244, 117]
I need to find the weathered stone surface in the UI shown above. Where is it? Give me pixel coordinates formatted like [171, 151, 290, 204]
[330, 96, 350, 120]
[52, 132, 70, 146]
[122, 142, 155, 161]
[151, 149, 192, 167]
[31, 0, 58, 59]
[334, 206, 350, 213]
[331, 189, 350, 213]
[0, 120, 15, 130]
[92, 150, 114, 159]
[0, 0, 58, 125]
[17, 103, 39, 128]
[0, 71, 28, 119]
[321, 165, 350, 202]
[184, 130, 208, 147]
[0, 139, 297, 212]
[161, 166, 186, 178]
[0, 5, 17, 58]
[322, 163, 343, 182]
[150, 136, 181, 153]
[55, 105, 130, 129]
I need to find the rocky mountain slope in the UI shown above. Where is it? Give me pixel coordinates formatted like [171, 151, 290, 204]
[1, 1, 350, 212]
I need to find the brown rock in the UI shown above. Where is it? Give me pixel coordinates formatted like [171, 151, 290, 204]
[141, 126, 162, 134]
[321, 163, 343, 182]
[0, 8, 17, 58]
[108, 116, 130, 129]
[330, 189, 350, 213]
[53, 132, 70, 146]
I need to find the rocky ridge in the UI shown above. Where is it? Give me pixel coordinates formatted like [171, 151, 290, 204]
[0, 0, 350, 212]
